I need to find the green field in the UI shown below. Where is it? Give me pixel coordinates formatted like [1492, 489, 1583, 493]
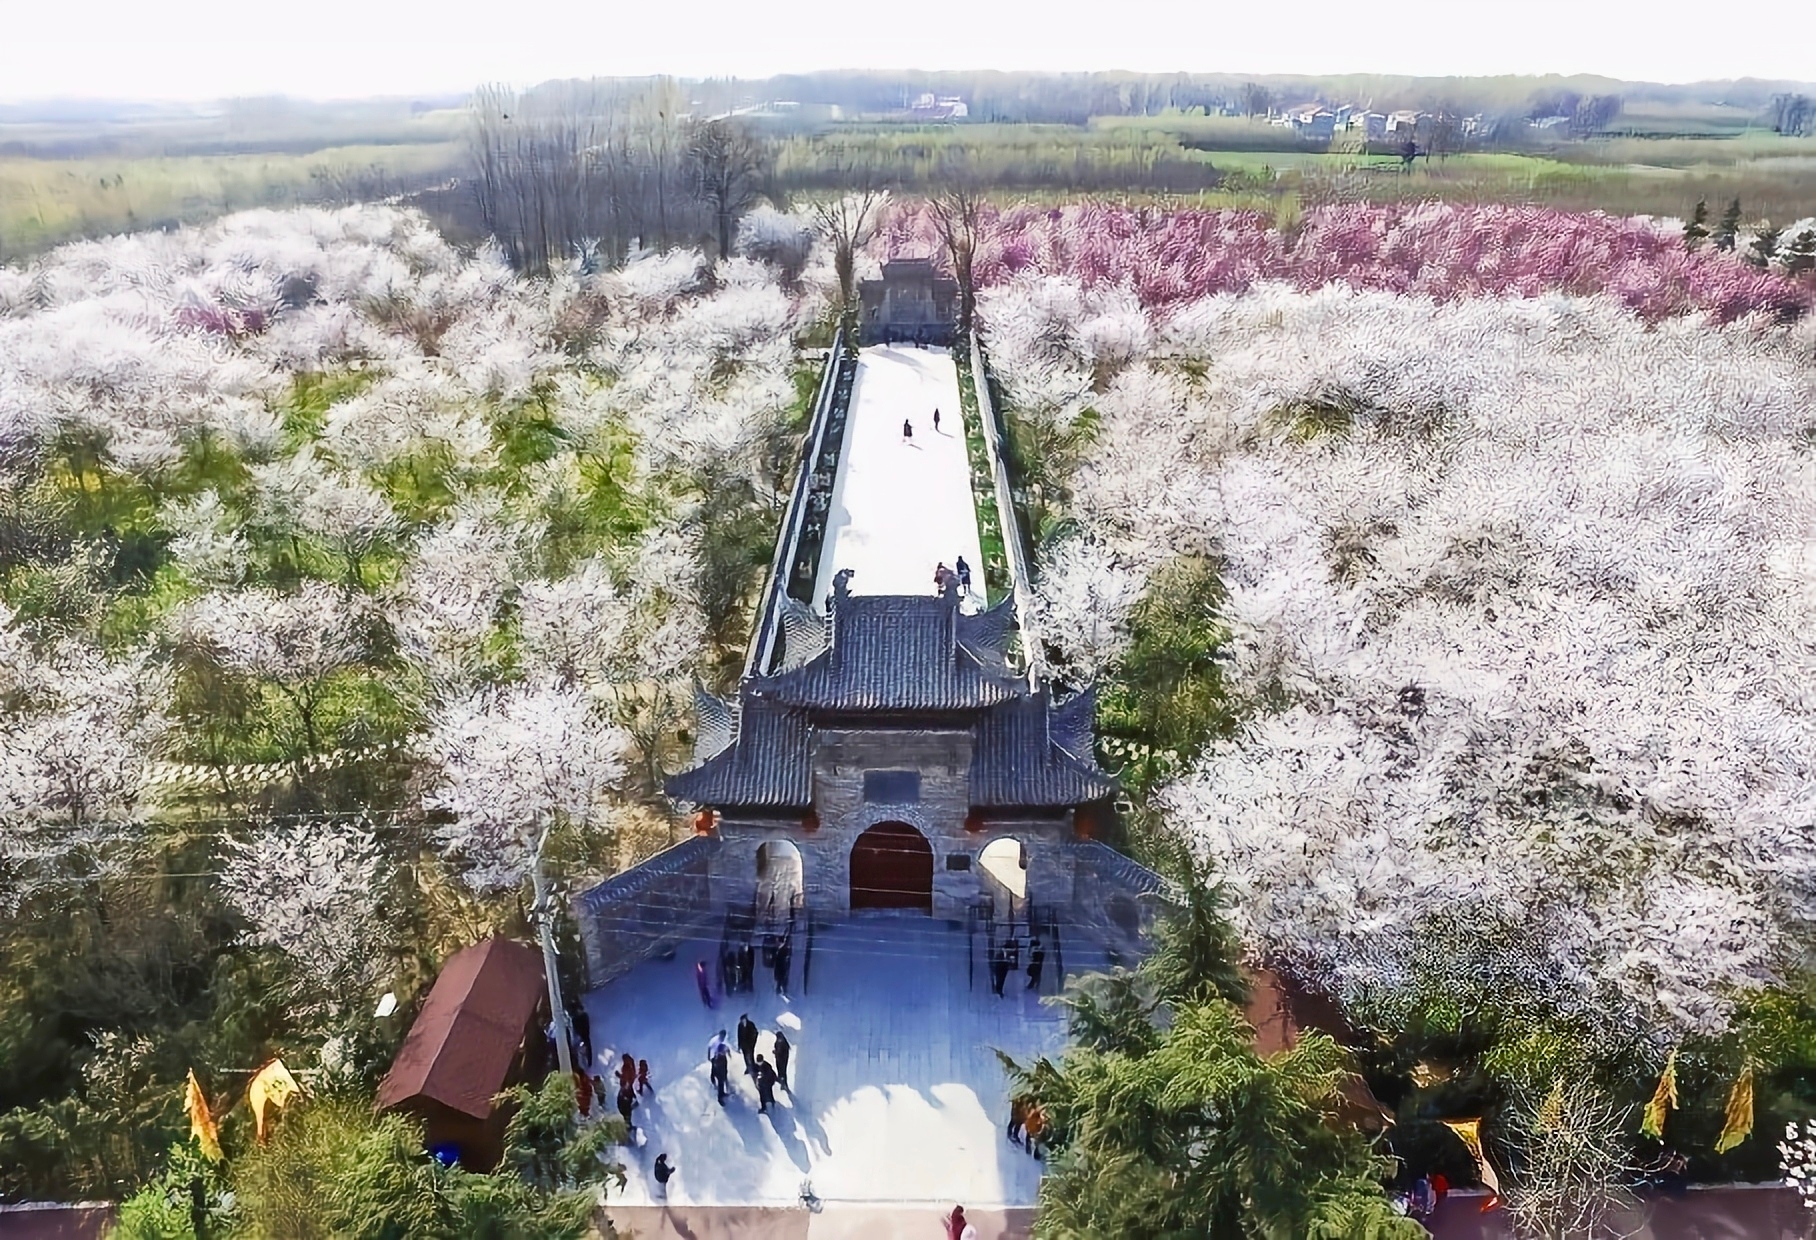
[0, 141, 464, 258]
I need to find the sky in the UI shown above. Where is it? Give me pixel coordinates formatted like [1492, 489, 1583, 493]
[2, 0, 1810, 102]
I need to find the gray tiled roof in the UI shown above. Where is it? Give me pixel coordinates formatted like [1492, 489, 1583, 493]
[971, 690, 1118, 808]
[752, 585, 1022, 713]
[665, 696, 814, 809]
[666, 580, 1116, 813]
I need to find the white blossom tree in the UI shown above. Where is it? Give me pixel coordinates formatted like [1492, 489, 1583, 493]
[179, 581, 365, 757]
[986, 281, 1816, 1054]
[0, 605, 171, 908]
[218, 818, 393, 1007]
[421, 677, 630, 894]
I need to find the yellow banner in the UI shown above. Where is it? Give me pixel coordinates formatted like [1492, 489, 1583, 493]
[1441, 1117, 1502, 1195]
[1641, 1049, 1678, 1140]
[185, 1069, 222, 1162]
[248, 1059, 302, 1144]
[1715, 1065, 1754, 1154]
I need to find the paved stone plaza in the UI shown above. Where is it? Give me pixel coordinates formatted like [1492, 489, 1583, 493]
[581, 913, 1104, 1209]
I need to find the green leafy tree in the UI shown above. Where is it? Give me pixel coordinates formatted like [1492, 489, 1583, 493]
[1712, 198, 1742, 253]
[1682, 200, 1709, 251]
[1002, 890, 1420, 1240]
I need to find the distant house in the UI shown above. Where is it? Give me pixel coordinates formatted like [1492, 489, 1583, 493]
[908, 92, 968, 121]
[376, 937, 549, 1171]
[1291, 108, 1337, 142]
[1387, 109, 1421, 135]
[1530, 114, 1571, 130]
[1360, 112, 1388, 141]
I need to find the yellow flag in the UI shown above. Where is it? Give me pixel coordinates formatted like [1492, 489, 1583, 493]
[184, 1069, 222, 1162]
[247, 1059, 302, 1144]
[1715, 1064, 1754, 1154]
[1641, 1050, 1678, 1140]
[1442, 1117, 1502, 1195]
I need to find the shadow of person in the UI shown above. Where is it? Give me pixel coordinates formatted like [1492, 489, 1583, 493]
[659, 1204, 701, 1240]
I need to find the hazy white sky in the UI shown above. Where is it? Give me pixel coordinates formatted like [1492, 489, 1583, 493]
[2, 0, 1808, 102]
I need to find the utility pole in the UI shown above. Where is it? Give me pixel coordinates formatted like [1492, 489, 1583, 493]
[531, 818, 575, 1081]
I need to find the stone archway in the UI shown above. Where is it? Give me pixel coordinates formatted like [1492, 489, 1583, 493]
[849, 821, 934, 913]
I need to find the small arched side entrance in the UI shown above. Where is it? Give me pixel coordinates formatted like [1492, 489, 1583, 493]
[977, 836, 1027, 928]
[755, 840, 804, 926]
[849, 821, 934, 913]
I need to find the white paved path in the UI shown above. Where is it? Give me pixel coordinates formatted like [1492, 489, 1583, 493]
[813, 346, 985, 606]
[583, 915, 1100, 1208]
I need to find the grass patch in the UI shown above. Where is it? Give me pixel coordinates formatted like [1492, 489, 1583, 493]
[953, 344, 1010, 606]
[0, 143, 463, 260]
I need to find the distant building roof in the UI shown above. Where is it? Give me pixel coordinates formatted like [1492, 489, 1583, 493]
[376, 937, 545, 1121]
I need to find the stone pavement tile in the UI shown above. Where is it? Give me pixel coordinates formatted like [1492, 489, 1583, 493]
[807, 1206, 1035, 1239]
[602, 1204, 808, 1239]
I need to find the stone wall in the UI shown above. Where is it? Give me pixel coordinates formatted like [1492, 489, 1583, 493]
[572, 836, 722, 989]
[1064, 840, 1180, 967]
[812, 727, 974, 918]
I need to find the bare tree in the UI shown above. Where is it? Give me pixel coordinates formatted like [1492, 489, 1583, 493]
[689, 119, 770, 261]
[1502, 1076, 1637, 1240]
[926, 155, 987, 336]
[807, 154, 889, 321]
[1242, 82, 1273, 119]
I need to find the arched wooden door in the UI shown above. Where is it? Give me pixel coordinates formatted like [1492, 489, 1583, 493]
[849, 822, 934, 912]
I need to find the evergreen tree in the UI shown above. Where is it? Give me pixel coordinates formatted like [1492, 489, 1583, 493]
[1002, 887, 1423, 1240]
[1713, 198, 1742, 253]
[1682, 199, 1709, 251]
[1746, 225, 1781, 270]
[1783, 228, 1816, 278]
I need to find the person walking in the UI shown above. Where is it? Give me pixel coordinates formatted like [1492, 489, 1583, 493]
[945, 1204, 975, 1240]
[737, 1014, 760, 1077]
[1006, 1095, 1027, 1148]
[1023, 1103, 1048, 1160]
[636, 1058, 653, 1097]
[616, 1052, 638, 1096]
[773, 1028, 792, 1091]
[738, 941, 756, 994]
[695, 960, 716, 1009]
[707, 1030, 731, 1106]
[934, 563, 956, 594]
[954, 556, 971, 593]
[1026, 937, 1045, 992]
[773, 935, 792, 1000]
[653, 1153, 675, 1201]
[616, 1081, 638, 1140]
[933, 407, 942, 433]
[754, 1053, 779, 1114]
[903, 417, 914, 443]
[990, 942, 1010, 997]
[567, 1001, 593, 1069]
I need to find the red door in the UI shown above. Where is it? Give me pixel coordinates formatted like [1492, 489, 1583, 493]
[849, 822, 934, 912]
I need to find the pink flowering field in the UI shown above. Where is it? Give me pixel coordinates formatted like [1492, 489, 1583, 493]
[876, 200, 1815, 324]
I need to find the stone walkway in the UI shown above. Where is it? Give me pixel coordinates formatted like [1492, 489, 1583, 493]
[580, 914, 1102, 1210]
[812, 345, 984, 605]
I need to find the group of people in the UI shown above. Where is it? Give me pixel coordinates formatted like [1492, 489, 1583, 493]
[1394, 1171, 1450, 1220]
[706, 1014, 793, 1114]
[933, 556, 973, 595]
[1005, 1095, 1049, 1159]
[698, 931, 794, 1008]
[988, 934, 1044, 996]
[574, 1051, 654, 1141]
[548, 1000, 594, 1071]
[902, 406, 947, 443]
